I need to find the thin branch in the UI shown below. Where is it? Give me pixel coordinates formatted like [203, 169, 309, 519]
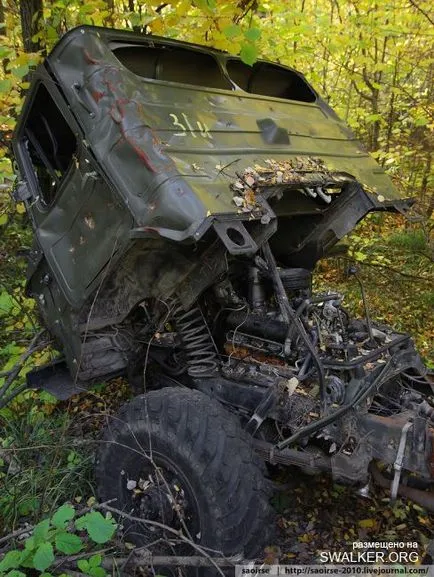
[98, 504, 227, 576]
[0, 329, 49, 402]
[0, 526, 32, 546]
[102, 553, 237, 569]
[408, 0, 434, 26]
[0, 381, 33, 410]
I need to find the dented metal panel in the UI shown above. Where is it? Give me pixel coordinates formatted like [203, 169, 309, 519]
[43, 26, 404, 246]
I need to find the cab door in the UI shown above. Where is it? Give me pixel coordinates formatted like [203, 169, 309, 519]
[14, 73, 131, 308]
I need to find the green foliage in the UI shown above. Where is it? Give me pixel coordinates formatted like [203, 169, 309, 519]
[0, 504, 116, 575]
[51, 505, 76, 529]
[32, 543, 55, 572]
[75, 512, 117, 544]
[240, 43, 258, 66]
[77, 555, 106, 577]
[387, 229, 429, 253]
[54, 531, 83, 554]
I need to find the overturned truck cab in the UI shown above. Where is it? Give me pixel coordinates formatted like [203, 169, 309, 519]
[13, 25, 434, 559]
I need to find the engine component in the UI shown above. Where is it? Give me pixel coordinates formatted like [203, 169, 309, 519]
[279, 268, 312, 292]
[249, 266, 266, 310]
[226, 310, 288, 343]
[325, 376, 345, 405]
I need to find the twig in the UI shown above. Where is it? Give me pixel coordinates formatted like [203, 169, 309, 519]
[0, 382, 35, 410]
[408, 0, 434, 25]
[0, 329, 49, 404]
[103, 554, 237, 568]
[357, 260, 431, 281]
[331, 255, 432, 282]
[98, 504, 227, 577]
[51, 548, 114, 572]
[0, 526, 32, 546]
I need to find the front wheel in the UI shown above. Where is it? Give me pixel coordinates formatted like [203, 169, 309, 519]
[96, 387, 274, 559]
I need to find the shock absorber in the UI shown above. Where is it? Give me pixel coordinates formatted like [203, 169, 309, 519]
[174, 303, 218, 377]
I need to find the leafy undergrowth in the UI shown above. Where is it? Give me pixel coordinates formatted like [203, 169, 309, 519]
[0, 504, 117, 577]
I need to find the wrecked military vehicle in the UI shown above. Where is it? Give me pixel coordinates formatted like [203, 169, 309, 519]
[12, 25, 434, 559]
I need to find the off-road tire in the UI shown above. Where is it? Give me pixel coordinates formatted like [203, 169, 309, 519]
[96, 387, 274, 559]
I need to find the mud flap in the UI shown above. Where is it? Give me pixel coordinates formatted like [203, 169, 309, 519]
[26, 358, 87, 400]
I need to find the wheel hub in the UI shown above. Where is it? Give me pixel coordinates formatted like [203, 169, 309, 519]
[129, 469, 192, 531]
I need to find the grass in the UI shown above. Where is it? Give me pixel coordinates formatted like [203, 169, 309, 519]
[387, 228, 430, 253]
[0, 395, 95, 532]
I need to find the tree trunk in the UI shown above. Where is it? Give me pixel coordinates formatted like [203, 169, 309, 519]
[20, 0, 43, 52]
[0, 0, 5, 36]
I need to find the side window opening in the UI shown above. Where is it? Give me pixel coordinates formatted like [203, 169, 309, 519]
[22, 84, 77, 206]
[226, 59, 316, 103]
[112, 44, 232, 90]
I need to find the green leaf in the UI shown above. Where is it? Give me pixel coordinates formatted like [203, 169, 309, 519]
[17, 545, 34, 569]
[11, 65, 29, 80]
[55, 531, 83, 554]
[0, 213, 8, 226]
[75, 512, 117, 544]
[89, 567, 106, 577]
[33, 519, 51, 545]
[33, 543, 54, 572]
[354, 251, 367, 262]
[240, 43, 258, 66]
[244, 27, 261, 42]
[366, 113, 382, 123]
[86, 554, 106, 577]
[51, 504, 75, 529]
[18, 497, 39, 516]
[0, 550, 22, 571]
[0, 291, 14, 316]
[77, 559, 90, 572]
[24, 537, 35, 551]
[0, 79, 12, 92]
[5, 571, 26, 577]
[223, 25, 240, 39]
[89, 555, 102, 568]
[46, 26, 58, 41]
[414, 117, 428, 126]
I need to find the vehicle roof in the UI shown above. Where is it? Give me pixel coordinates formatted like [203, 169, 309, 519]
[23, 26, 405, 241]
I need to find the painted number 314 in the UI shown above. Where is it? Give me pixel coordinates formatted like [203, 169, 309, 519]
[169, 113, 213, 140]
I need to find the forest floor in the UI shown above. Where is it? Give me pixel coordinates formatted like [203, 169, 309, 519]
[0, 210, 433, 565]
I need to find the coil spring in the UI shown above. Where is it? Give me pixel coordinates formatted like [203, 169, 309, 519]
[174, 304, 218, 377]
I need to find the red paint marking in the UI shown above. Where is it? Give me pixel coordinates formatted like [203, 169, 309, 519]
[97, 72, 166, 174]
[114, 121, 157, 173]
[131, 141, 157, 173]
[92, 91, 105, 103]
